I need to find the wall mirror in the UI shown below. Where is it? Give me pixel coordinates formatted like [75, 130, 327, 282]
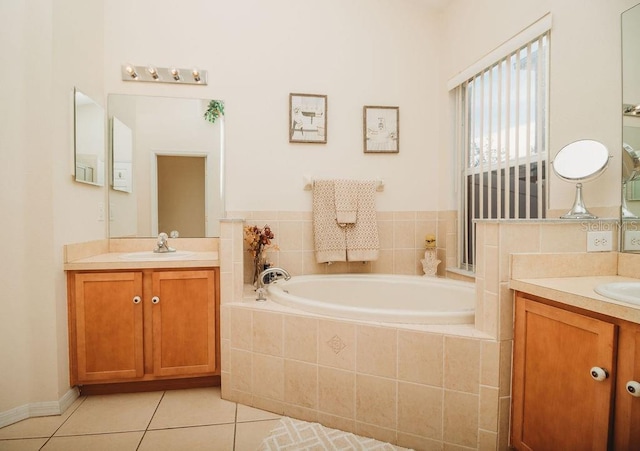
[107, 94, 224, 238]
[552, 139, 610, 219]
[74, 88, 105, 186]
[622, 2, 640, 251]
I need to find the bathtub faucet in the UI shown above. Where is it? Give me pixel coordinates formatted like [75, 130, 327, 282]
[256, 267, 291, 301]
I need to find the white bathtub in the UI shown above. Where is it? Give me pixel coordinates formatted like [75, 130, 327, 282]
[266, 274, 475, 325]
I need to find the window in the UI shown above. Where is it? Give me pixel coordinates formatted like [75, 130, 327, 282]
[453, 30, 550, 271]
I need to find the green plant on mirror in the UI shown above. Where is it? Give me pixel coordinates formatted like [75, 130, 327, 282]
[204, 100, 225, 124]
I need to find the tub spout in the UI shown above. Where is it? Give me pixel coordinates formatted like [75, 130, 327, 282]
[256, 267, 291, 301]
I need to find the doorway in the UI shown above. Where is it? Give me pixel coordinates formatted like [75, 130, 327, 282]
[156, 155, 206, 237]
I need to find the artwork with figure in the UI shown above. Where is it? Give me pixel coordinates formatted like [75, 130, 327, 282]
[289, 93, 327, 143]
[364, 106, 399, 153]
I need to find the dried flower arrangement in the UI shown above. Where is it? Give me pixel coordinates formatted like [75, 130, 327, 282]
[244, 224, 278, 286]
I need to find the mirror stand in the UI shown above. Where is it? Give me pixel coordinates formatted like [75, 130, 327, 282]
[561, 183, 596, 219]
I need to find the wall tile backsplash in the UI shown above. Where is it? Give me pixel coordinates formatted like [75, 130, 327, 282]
[230, 210, 457, 282]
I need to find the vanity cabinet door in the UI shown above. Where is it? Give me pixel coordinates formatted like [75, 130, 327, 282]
[511, 295, 616, 451]
[72, 272, 144, 384]
[151, 269, 217, 377]
[614, 322, 640, 450]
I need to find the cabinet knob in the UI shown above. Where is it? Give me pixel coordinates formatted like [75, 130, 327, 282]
[590, 366, 609, 381]
[133, 296, 141, 304]
[151, 296, 160, 304]
[626, 381, 640, 397]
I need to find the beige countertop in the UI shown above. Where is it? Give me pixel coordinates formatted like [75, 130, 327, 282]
[510, 275, 640, 324]
[64, 251, 219, 271]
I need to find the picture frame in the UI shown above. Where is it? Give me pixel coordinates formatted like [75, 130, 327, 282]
[289, 93, 327, 144]
[363, 106, 399, 153]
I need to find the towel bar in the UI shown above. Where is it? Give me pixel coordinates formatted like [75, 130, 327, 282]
[303, 177, 384, 192]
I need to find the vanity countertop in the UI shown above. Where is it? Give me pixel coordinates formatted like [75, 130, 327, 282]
[510, 275, 640, 324]
[64, 251, 219, 271]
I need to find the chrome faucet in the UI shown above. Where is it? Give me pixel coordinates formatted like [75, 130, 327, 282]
[154, 232, 176, 253]
[256, 267, 291, 301]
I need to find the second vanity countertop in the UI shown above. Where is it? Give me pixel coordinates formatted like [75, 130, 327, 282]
[64, 251, 219, 271]
[510, 275, 640, 324]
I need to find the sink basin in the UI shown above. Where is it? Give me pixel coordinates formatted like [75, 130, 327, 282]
[119, 251, 194, 260]
[594, 282, 640, 306]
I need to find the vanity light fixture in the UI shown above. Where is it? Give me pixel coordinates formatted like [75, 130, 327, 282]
[121, 64, 207, 85]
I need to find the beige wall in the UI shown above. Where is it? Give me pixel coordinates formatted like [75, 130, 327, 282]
[103, 0, 444, 213]
[0, 0, 106, 416]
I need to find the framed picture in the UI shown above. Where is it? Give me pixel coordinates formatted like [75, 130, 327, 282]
[289, 93, 327, 144]
[363, 106, 399, 153]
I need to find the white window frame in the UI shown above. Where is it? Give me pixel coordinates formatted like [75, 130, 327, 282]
[450, 16, 551, 272]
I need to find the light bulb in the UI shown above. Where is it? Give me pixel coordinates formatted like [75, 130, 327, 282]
[170, 68, 180, 81]
[125, 64, 138, 79]
[192, 68, 201, 82]
[147, 66, 159, 80]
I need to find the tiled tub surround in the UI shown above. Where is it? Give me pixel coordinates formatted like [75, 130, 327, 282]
[220, 218, 622, 450]
[221, 299, 506, 450]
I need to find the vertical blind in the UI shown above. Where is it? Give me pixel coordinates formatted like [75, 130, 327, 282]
[454, 31, 549, 271]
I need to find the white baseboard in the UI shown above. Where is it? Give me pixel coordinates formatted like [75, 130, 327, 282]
[0, 387, 79, 429]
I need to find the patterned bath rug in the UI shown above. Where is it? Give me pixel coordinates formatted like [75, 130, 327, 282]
[257, 416, 413, 451]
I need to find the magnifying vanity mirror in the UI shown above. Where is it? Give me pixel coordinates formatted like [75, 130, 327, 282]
[74, 89, 105, 186]
[552, 139, 610, 219]
[107, 94, 224, 238]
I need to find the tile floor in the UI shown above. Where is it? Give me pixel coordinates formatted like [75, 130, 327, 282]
[0, 387, 282, 451]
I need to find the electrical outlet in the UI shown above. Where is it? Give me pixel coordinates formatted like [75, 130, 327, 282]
[624, 230, 640, 251]
[587, 231, 613, 252]
[97, 202, 105, 221]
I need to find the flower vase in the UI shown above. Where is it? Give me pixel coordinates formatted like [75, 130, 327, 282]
[252, 253, 270, 288]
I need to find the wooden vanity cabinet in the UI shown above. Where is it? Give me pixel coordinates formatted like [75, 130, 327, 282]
[68, 268, 219, 387]
[512, 292, 640, 451]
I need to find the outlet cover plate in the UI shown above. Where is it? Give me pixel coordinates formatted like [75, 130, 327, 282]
[624, 230, 640, 251]
[587, 231, 613, 252]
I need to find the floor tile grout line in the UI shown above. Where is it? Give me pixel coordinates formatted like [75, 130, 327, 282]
[38, 395, 89, 450]
[232, 402, 238, 451]
[4, 389, 284, 448]
[136, 390, 166, 451]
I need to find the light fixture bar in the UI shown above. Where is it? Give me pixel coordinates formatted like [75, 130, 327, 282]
[121, 64, 207, 85]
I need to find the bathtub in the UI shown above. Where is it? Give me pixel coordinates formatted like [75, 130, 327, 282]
[266, 274, 475, 325]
